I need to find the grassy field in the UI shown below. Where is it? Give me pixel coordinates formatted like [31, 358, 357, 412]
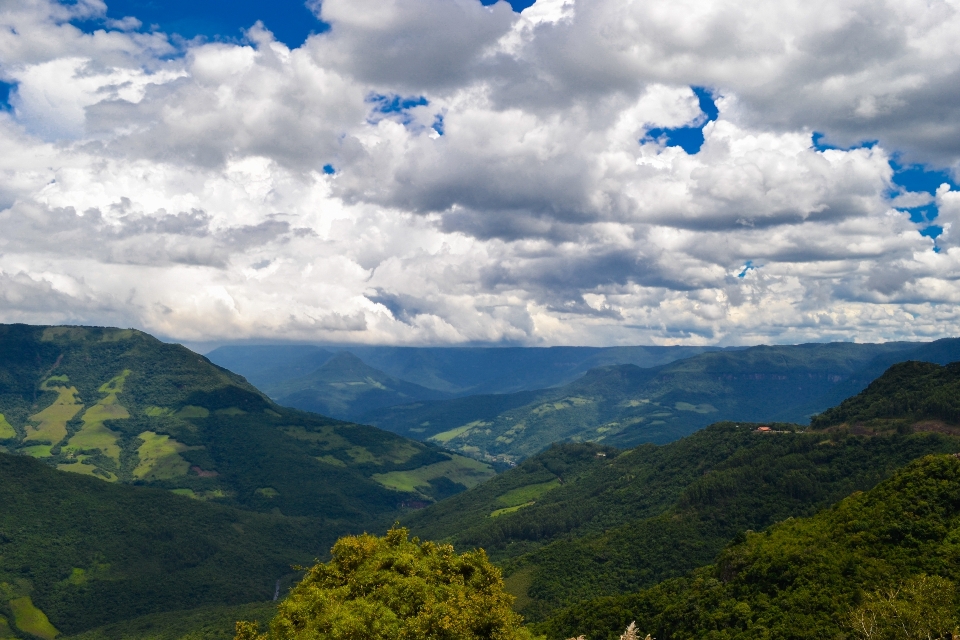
[8, 597, 59, 640]
[56, 455, 117, 481]
[133, 431, 194, 480]
[429, 421, 484, 444]
[0, 415, 14, 441]
[24, 380, 83, 452]
[373, 455, 496, 493]
[495, 479, 562, 508]
[490, 501, 535, 517]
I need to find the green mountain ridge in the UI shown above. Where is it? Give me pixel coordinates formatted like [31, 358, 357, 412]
[812, 359, 960, 430]
[265, 352, 450, 421]
[539, 453, 960, 639]
[207, 345, 729, 398]
[368, 341, 929, 463]
[0, 324, 494, 516]
[207, 346, 336, 392]
[404, 423, 960, 621]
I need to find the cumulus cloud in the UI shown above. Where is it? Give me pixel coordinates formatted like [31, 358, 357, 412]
[0, 0, 957, 346]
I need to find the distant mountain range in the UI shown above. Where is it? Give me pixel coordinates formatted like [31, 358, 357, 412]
[366, 341, 960, 462]
[206, 344, 728, 399]
[263, 352, 450, 421]
[209, 339, 960, 464]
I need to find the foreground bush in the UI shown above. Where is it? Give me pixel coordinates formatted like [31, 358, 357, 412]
[236, 526, 532, 640]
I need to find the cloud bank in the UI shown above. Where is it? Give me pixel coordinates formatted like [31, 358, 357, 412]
[0, 0, 959, 345]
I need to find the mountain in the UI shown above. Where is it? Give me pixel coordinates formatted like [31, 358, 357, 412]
[0, 324, 494, 517]
[206, 345, 730, 397]
[199, 345, 335, 391]
[264, 352, 450, 421]
[539, 454, 960, 640]
[784, 337, 960, 421]
[344, 345, 732, 396]
[403, 422, 960, 620]
[811, 359, 960, 430]
[367, 341, 923, 463]
[0, 452, 323, 637]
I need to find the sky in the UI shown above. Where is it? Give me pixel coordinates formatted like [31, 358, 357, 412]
[1, 0, 960, 347]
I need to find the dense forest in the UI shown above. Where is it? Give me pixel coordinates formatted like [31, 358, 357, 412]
[405, 423, 960, 620]
[0, 453, 320, 635]
[539, 454, 960, 639]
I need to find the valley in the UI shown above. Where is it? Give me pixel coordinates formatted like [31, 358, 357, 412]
[2, 324, 960, 639]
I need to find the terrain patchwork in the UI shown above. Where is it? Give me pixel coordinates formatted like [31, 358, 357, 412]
[0, 324, 494, 513]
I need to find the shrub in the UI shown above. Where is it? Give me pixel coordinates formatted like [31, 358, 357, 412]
[236, 526, 532, 640]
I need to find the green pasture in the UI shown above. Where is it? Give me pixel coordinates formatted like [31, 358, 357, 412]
[490, 501, 534, 517]
[61, 371, 133, 468]
[64, 403, 126, 464]
[316, 455, 346, 467]
[174, 406, 209, 418]
[57, 457, 116, 482]
[283, 425, 420, 466]
[9, 596, 59, 640]
[495, 479, 562, 507]
[22, 445, 53, 458]
[372, 454, 495, 494]
[429, 421, 485, 443]
[674, 401, 718, 414]
[281, 425, 351, 450]
[62, 568, 88, 587]
[134, 431, 193, 480]
[0, 415, 14, 440]
[97, 370, 130, 395]
[531, 396, 593, 416]
[25, 381, 83, 451]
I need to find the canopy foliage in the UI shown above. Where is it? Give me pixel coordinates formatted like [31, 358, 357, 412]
[237, 527, 532, 640]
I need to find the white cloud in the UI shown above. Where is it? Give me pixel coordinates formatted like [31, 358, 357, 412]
[0, 0, 957, 346]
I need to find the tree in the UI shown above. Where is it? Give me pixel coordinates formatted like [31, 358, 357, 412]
[236, 526, 533, 640]
[847, 575, 957, 640]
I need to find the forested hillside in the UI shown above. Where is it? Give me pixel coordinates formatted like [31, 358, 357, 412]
[812, 359, 960, 429]
[0, 324, 494, 518]
[0, 453, 321, 636]
[404, 423, 960, 620]
[540, 454, 960, 639]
